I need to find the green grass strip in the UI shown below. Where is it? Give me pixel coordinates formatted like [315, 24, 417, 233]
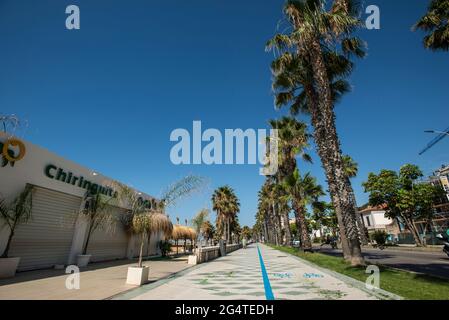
[269, 245, 449, 300]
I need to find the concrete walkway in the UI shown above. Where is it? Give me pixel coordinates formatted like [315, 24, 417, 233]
[0, 256, 190, 300]
[120, 244, 378, 300]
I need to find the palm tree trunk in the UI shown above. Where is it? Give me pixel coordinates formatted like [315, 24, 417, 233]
[1, 230, 15, 258]
[83, 223, 94, 255]
[303, 80, 352, 261]
[227, 217, 231, 244]
[293, 200, 312, 250]
[272, 202, 279, 246]
[138, 233, 145, 268]
[308, 38, 364, 266]
[282, 211, 292, 246]
[402, 214, 424, 247]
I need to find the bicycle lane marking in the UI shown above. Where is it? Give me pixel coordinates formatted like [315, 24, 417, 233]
[257, 245, 275, 300]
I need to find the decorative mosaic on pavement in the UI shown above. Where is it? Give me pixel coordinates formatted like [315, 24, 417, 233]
[131, 244, 377, 300]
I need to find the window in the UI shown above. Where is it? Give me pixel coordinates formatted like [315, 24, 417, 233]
[365, 216, 371, 227]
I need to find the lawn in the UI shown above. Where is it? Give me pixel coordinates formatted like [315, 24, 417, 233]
[269, 245, 449, 300]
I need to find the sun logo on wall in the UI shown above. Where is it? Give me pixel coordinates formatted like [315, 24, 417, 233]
[0, 139, 26, 168]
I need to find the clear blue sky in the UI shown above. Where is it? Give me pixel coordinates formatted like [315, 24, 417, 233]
[1, 0, 448, 227]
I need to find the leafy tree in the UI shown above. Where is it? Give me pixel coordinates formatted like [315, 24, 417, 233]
[363, 164, 444, 247]
[414, 0, 449, 51]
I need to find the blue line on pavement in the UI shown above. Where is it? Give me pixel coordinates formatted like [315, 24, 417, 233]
[257, 245, 275, 300]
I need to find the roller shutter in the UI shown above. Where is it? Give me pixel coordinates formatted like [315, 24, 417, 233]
[86, 206, 130, 262]
[9, 186, 81, 271]
[133, 231, 159, 258]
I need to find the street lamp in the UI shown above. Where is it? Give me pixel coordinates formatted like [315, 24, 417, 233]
[419, 127, 449, 155]
[425, 130, 449, 136]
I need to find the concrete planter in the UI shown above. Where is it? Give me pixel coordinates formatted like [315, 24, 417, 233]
[188, 255, 198, 265]
[76, 254, 91, 267]
[0, 257, 20, 279]
[126, 266, 149, 286]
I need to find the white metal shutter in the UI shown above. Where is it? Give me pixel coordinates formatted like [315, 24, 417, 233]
[86, 206, 130, 262]
[9, 186, 81, 271]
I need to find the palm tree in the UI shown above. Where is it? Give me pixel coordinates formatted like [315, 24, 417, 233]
[201, 221, 215, 246]
[283, 169, 325, 250]
[81, 190, 119, 256]
[342, 155, 368, 245]
[414, 0, 449, 51]
[212, 186, 240, 243]
[0, 185, 33, 258]
[267, 0, 365, 265]
[192, 208, 209, 247]
[268, 117, 312, 246]
[259, 180, 281, 245]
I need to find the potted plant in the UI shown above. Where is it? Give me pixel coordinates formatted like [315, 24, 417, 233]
[119, 175, 205, 285]
[77, 191, 113, 267]
[127, 212, 173, 285]
[126, 212, 151, 285]
[0, 185, 33, 278]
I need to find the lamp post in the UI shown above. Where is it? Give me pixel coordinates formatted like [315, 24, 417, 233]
[419, 128, 449, 155]
[425, 130, 449, 136]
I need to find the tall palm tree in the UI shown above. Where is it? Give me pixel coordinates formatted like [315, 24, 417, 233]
[212, 186, 240, 243]
[267, 0, 365, 265]
[342, 155, 368, 245]
[269, 117, 312, 246]
[414, 0, 449, 51]
[283, 169, 325, 250]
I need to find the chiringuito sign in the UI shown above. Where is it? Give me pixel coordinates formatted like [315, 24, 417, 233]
[0, 138, 26, 167]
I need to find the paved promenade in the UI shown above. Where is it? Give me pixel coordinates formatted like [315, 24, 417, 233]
[0, 256, 190, 300]
[119, 244, 378, 300]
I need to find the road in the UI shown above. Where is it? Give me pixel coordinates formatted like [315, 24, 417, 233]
[115, 244, 379, 300]
[317, 246, 449, 280]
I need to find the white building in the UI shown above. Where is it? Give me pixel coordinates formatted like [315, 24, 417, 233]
[0, 133, 163, 272]
[358, 205, 400, 239]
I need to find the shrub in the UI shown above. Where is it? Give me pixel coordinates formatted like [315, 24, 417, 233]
[159, 240, 172, 257]
[371, 230, 388, 246]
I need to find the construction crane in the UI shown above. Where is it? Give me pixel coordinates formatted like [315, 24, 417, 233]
[419, 126, 449, 155]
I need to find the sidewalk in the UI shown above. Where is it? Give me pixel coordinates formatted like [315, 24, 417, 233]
[0, 256, 190, 300]
[116, 244, 382, 300]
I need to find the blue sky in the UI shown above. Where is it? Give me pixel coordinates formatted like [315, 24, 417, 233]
[1, 0, 448, 227]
